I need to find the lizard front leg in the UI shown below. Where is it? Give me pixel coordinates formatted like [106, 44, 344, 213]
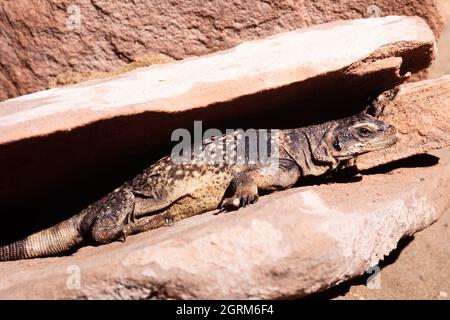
[220, 172, 259, 210]
[220, 159, 301, 211]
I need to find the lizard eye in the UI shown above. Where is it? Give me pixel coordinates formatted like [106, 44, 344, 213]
[333, 139, 341, 151]
[357, 127, 372, 137]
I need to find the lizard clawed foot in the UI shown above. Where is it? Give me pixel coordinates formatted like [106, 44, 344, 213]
[164, 216, 175, 226]
[118, 225, 132, 243]
[219, 192, 259, 212]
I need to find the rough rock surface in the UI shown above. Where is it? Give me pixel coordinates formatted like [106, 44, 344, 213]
[0, 0, 446, 101]
[357, 75, 450, 169]
[333, 205, 450, 300]
[0, 147, 448, 299]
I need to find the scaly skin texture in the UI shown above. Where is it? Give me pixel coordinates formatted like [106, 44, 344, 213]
[0, 113, 399, 261]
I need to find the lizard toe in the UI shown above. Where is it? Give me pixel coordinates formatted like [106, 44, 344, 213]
[164, 215, 175, 226]
[238, 191, 259, 208]
[218, 197, 241, 212]
[220, 192, 259, 211]
[118, 225, 132, 243]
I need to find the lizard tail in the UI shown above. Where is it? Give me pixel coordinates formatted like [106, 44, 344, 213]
[0, 215, 85, 261]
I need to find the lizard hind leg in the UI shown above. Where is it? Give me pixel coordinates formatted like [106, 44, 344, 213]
[86, 188, 136, 244]
[126, 212, 175, 235]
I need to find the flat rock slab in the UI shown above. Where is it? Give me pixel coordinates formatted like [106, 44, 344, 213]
[0, 16, 436, 145]
[357, 75, 450, 169]
[0, 148, 448, 299]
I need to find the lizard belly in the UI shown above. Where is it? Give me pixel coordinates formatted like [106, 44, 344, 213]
[165, 170, 233, 220]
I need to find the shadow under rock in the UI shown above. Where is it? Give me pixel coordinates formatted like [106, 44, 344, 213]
[361, 153, 440, 175]
[274, 153, 440, 194]
[0, 63, 402, 244]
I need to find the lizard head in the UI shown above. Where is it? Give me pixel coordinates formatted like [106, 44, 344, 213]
[330, 113, 399, 160]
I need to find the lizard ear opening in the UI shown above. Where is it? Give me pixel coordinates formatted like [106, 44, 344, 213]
[333, 137, 341, 151]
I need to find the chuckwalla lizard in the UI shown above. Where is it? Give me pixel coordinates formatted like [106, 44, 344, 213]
[0, 113, 399, 261]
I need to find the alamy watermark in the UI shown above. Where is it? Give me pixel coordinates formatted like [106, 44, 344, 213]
[367, 4, 382, 18]
[67, 5, 81, 30]
[66, 264, 81, 290]
[366, 265, 381, 289]
[170, 121, 280, 169]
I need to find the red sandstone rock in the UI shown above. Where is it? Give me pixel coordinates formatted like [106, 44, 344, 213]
[0, 0, 447, 101]
[0, 16, 436, 145]
[357, 75, 450, 169]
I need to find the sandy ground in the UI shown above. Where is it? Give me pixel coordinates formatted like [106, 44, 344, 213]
[429, 14, 450, 78]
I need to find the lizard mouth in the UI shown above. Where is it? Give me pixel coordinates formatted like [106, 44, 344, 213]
[357, 134, 400, 155]
[373, 133, 400, 148]
[334, 134, 400, 159]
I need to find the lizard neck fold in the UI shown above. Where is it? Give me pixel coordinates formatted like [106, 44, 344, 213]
[280, 121, 338, 177]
